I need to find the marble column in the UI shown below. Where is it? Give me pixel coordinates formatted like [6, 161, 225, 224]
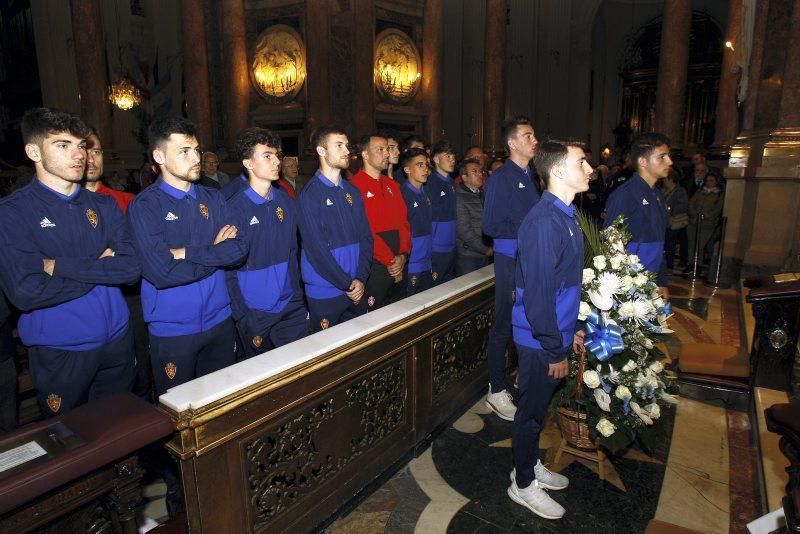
[69, 0, 113, 147]
[422, 0, 444, 143]
[654, 0, 692, 147]
[181, 0, 213, 148]
[712, 0, 743, 151]
[352, 0, 375, 138]
[305, 0, 332, 139]
[221, 0, 249, 155]
[483, 0, 507, 156]
[777, 0, 800, 129]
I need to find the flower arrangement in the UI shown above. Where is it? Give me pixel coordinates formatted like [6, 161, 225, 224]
[554, 213, 678, 454]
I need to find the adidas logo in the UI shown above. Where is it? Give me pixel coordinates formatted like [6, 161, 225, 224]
[569, 227, 574, 237]
[165, 212, 179, 221]
[326, 198, 333, 206]
[249, 216, 259, 225]
[518, 182, 525, 189]
[440, 190, 446, 197]
[366, 191, 375, 198]
[413, 201, 418, 208]
[642, 198, 649, 206]
[39, 217, 55, 228]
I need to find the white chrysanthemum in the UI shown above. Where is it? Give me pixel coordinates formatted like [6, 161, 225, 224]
[583, 370, 601, 389]
[596, 418, 616, 437]
[594, 389, 611, 411]
[596, 272, 623, 294]
[634, 273, 649, 287]
[622, 360, 637, 372]
[614, 385, 632, 400]
[578, 301, 591, 321]
[583, 268, 595, 284]
[632, 298, 655, 318]
[618, 301, 636, 320]
[593, 255, 607, 270]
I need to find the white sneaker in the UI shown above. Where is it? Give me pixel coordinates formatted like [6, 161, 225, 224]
[485, 385, 516, 421]
[507, 479, 565, 520]
[510, 461, 569, 490]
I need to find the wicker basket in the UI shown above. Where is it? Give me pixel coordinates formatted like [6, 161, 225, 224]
[555, 347, 599, 451]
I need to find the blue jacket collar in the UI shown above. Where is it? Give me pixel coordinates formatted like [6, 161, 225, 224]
[244, 185, 274, 205]
[433, 170, 452, 183]
[404, 180, 424, 193]
[158, 177, 197, 199]
[315, 170, 345, 188]
[33, 177, 81, 202]
[503, 158, 531, 176]
[542, 191, 575, 218]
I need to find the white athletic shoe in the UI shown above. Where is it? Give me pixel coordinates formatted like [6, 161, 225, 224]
[510, 461, 569, 491]
[485, 385, 516, 421]
[507, 479, 565, 520]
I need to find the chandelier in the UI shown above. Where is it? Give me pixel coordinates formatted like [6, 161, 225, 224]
[108, 77, 142, 111]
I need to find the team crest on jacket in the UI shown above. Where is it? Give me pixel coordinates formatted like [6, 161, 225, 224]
[199, 203, 209, 219]
[367, 296, 375, 307]
[165, 362, 177, 380]
[275, 206, 284, 222]
[432, 272, 438, 281]
[411, 275, 417, 286]
[252, 335, 263, 348]
[345, 193, 353, 206]
[320, 318, 330, 330]
[85, 209, 98, 228]
[46, 393, 61, 413]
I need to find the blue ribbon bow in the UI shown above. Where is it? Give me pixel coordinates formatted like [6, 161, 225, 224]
[584, 309, 625, 362]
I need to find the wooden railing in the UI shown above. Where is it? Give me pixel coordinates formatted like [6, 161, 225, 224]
[159, 266, 495, 533]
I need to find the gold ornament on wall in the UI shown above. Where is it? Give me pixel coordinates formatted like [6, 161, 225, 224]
[250, 24, 306, 104]
[374, 29, 421, 105]
[108, 77, 142, 111]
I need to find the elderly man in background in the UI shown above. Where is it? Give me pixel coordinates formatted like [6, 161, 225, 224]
[456, 158, 492, 275]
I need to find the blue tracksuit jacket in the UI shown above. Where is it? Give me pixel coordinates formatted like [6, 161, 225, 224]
[297, 171, 372, 299]
[401, 181, 433, 274]
[128, 178, 247, 337]
[483, 159, 540, 258]
[604, 174, 668, 284]
[426, 171, 456, 253]
[0, 180, 140, 350]
[512, 192, 584, 362]
[225, 185, 301, 319]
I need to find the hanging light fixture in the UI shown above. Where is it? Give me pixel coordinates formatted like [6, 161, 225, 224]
[108, 77, 142, 111]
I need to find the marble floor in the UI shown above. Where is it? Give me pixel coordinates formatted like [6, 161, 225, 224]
[325, 276, 763, 534]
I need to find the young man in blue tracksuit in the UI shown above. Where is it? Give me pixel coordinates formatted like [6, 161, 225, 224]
[604, 133, 672, 295]
[509, 140, 592, 519]
[0, 108, 140, 416]
[128, 118, 246, 395]
[298, 125, 372, 332]
[400, 148, 434, 295]
[226, 128, 307, 357]
[427, 140, 457, 285]
[482, 117, 540, 421]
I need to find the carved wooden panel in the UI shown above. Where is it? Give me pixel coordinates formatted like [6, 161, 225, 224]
[244, 355, 408, 531]
[431, 307, 492, 398]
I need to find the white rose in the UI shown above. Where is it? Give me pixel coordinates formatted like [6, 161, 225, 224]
[634, 274, 649, 287]
[628, 254, 640, 265]
[578, 301, 592, 321]
[620, 275, 634, 292]
[645, 403, 661, 419]
[583, 370, 601, 389]
[610, 254, 625, 270]
[583, 268, 596, 284]
[593, 255, 607, 270]
[594, 388, 612, 411]
[649, 361, 664, 374]
[614, 385, 632, 400]
[596, 418, 616, 437]
[622, 360, 638, 372]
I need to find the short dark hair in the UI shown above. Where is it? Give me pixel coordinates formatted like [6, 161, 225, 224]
[401, 147, 429, 172]
[311, 124, 348, 150]
[431, 140, 455, 158]
[458, 157, 482, 177]
[357, 133, 386, 154]
[378, 128, 400, 143]
[403, 134, 427, 152]
[21, 107, 91, 145]
[532, 138, 586, 188]
[630, 132, 670, 165]
[501, 116, 533, 148]
[236, 127, 281, 160]
[148, 117, 197, 153]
